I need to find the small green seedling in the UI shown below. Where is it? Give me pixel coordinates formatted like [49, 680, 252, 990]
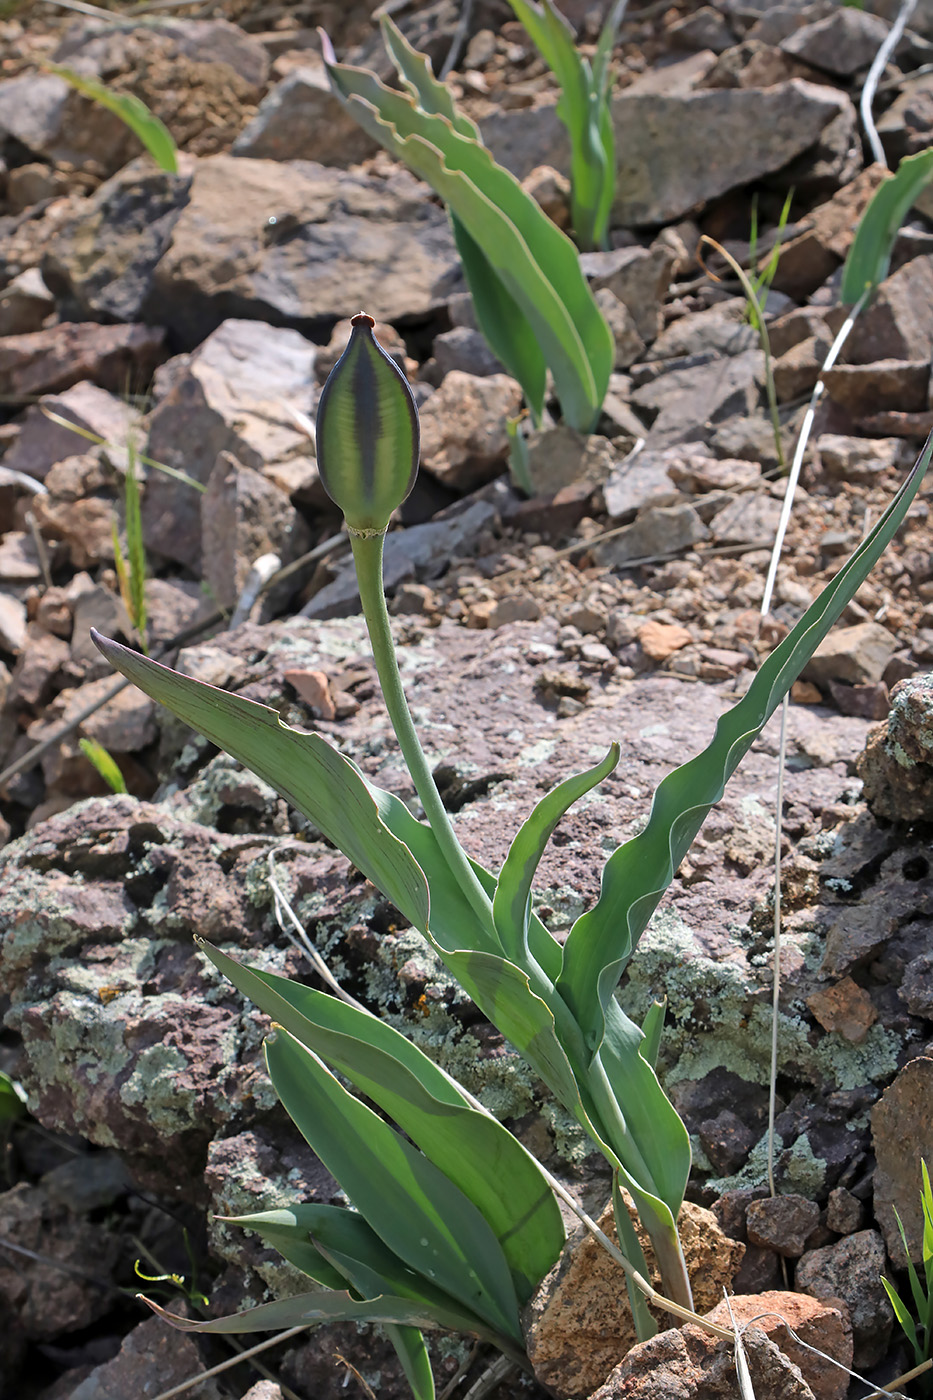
[111, 442, 148, 654]
[78, 738, 127, 795]
[320, 18, 613, 436]
[882, 1161, 933, 1372]
[505, 0, 627, 251]
[46, 64, 178, 173]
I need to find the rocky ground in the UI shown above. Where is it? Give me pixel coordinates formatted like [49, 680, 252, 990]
[2, 0, 933, 1397]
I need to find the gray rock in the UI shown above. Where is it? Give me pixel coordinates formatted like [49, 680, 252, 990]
[780, 9, 891, 76]
[632, 349, 764, 450]
[817, 434, 904, 485]
[900, 951, 933, 1019]
[0, 72, 137, 175]
[302, 500, 498, 618]
[3, 381, 140, 482]
[524, 425, 616, 498]
[233, 62, 378, 165]
[857, 673, 933, 822]
[55, 15, 269, 88]
[151, 155, 462, 344]
[595, 288, 646, 369]
[594, 503, 709, 567]
[201, 450, 311, 613]
[708, 490, 783, 546]
[746, 1194, 821, 1257]
[796, 1230, 893, 1369]
[822, 359, 930, 415]
[872, 1057, 933, 1267]
[42, 159, 193, 324]
[803, 622, 898, 688]
[649, 300, 758, 362]
[65, 1314, 226, 1400]
[430, 326, 505, 380]
[0, 591, 26, 653]
[669, 6, 736, 53]
[144, 318, 315, 569]
[825, 1186, 863, 1236]
[602, 447, 684, 520]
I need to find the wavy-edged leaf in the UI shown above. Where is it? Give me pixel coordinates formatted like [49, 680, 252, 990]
[557, 435, 933, 1054]
[202, 941, 564, 1300]
[90, 632, 431, 935]
[47, 64, 178, 172]
[322, 25, 612, 431]
[264, 1027, 523, 1343]
[882, 1277, 921, 1363]
[141, 1288, 497, 1338]
[493, 743, 619, 964]
[379, 16, 479, 139]
[841, 148, 933, 303]
[639, 999, 665, 1072]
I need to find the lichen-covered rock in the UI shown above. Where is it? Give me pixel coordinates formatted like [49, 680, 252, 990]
[796, 1229, 893, 1369]
[857, 674, 933, 821]
[590, 1322, 816, 1400]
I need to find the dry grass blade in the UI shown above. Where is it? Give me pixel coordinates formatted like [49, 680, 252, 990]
[147, 1324, 308, 1400]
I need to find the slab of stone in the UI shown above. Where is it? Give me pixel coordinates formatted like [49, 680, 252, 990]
[806, 977, 877, 1044]
[845, 254, 933, 362]
[0, 267, 55, 338]
[150, 155, 462, 344]
[590, 1323, 816, 1400]
[705, 1292, 851, 1400]
[822, 359, 930, 415]
[602, 446, 684, 520]
[708, 490, 783, 546]
[0, 72, 138, 175]
[201, 450, 311, 612]
[233, 61, 378, 164]
[594, 503, 709, 566]
[632, 349, 764, 449]
[62, 1314, 227, 1400]
[42, 160, 193, 325]
[817, 434, 903, 485]
[581, 241, 678, 343]
[871, 1057, 933, 1266]
[0, 322, 165, 400]
[746, 1194, 821, 1256]
[649, 300, 757, 362]
[145, 318, 316, 567]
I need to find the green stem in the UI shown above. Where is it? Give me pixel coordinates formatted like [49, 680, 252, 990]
[351, 531, 494, 927]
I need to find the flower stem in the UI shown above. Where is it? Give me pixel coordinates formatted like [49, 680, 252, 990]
[350, 530, 493, 926]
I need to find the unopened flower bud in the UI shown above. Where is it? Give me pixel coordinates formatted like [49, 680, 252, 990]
[315, 312, 420, 535]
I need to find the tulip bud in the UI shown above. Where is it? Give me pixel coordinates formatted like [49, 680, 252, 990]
[315, 312, 420, 535]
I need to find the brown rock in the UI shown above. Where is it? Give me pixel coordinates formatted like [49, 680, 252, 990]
[796, 1230, 893, 1369]
[705, 1292, 852, 1400]
[591, 1322, 816, 1400]
[284, 668, 336, 721]
[32, 494, 115, 570]
[746, 1195, 821, 1257]
[419, 372, 523, 491]
[806, 977, 877, 1044]
[871, 1057, 933, 1266]
[0, 322, 165, 400]
[638, 620, 694, 662]
[822, 359, 930, 415]
[525, 1196, 744, 1398]
[803, 621, 897, 688]
[845, 253, 933, 363]
[201, 451, 311, 613]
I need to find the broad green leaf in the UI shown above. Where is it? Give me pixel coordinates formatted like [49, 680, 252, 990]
[452, 216, 547, 424]
[841, 148, 933, 303]
[322, 26, 612, 431]
[493, 743, 619, 964]
[90, 632, 431, 936]
[202, 941, 564, 1299]
[387, 1326, 435, 1400]
[47, 64, 178, 172]
[264, 1027, 523, 1343]
[557, 436, 933, 1054]
[218, 1205, 357, 1290]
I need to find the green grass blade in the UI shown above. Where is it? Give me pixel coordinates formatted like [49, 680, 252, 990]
[557, 435, 933, 1054]
[452, 215, 547, 423]
[47, 64, 178, 172]
[91, 633, 431, 935]
[218, 1205, 356, 1289]
[841, 148, 933, 302]
[124, 442, 147, 652]
[611, 1175, 656, 1341]
[385, 1326, 435, 1400]
[883, 1278, 923, 1365]
[493, 743, 619, 964]
[639, 1000, 665, 1072]
[264, 1028, 523, 1343]
[202, 941, 564, 1301]
[78, 738, 127, 795]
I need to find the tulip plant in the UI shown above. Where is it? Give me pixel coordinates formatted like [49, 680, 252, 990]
[94, 312, 933, 1394]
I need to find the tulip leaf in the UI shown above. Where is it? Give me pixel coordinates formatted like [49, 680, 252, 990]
[493, 743, 619, 964]
[201, 940, 564, 1300]
[264, 1027, 523, 1343]
[141, 1288, 496, 1337]
[557, 434, 933, 1056]
[47, 64, 178, 172]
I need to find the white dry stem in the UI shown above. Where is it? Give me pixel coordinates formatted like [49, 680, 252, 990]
[229, 551, 282, 630]
[860, 0, 918, 167]
[724, 1292, 757, 1400]
[759, 289, 869, 1197]
[735, 1312, 928, 1400]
